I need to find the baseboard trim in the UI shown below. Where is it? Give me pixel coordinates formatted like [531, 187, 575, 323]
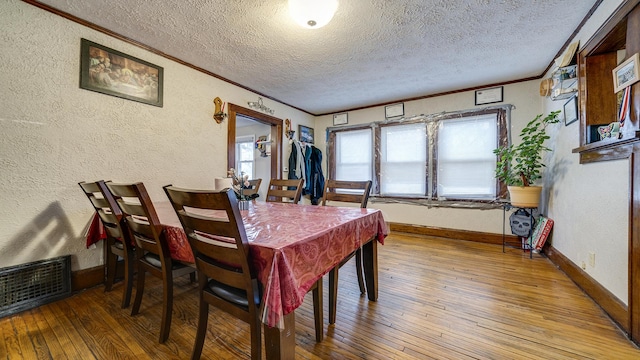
[544, 245, 629, 333]
[388, 222, 519, 245]
[71, 265, 104, 292]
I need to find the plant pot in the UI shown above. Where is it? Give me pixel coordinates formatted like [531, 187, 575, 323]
[507, 186, 542, 208]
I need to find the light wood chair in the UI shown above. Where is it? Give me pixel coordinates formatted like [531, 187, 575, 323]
[79, 180, 135, 309]
[320, 179, 372, 324]
[265, 178, 303, 204]
[107, 182, 195, 344]
[163, 185, 324, 359]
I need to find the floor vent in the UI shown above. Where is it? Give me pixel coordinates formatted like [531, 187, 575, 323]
[0, 255, 72, 319]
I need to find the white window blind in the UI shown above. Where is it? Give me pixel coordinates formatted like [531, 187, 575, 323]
[335, 129, 372, 181]
[436, 114, 497, 199]
[380, 123, 427, 196]
[236, 135, 255, 179]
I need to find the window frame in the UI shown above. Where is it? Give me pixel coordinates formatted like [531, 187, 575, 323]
[327, 106, 509, 205]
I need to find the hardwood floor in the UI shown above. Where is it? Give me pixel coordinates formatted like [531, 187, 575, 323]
[2, 233, 640, 359]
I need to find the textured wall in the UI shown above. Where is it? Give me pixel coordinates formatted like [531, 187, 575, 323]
[541, 0, 628, 304]
[0, 0, 313, 270]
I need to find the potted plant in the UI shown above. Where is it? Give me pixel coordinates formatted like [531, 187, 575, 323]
[493, 110, 561, 207]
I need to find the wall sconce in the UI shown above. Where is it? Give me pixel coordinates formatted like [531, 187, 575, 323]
[247, 97, 275, 115]
[213, 97, 227, 124]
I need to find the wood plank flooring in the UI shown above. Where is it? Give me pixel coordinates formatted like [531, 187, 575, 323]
[2, 232, 640, 359]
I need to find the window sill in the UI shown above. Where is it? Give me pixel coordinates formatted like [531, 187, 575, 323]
[371, 195, 504, 210]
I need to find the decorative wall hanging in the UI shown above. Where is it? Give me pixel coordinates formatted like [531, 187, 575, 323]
[213, 97, 227, 123]
[79, 38, 163, 107]
[613, 53, 640, 93]
[475, 86, 503, 105]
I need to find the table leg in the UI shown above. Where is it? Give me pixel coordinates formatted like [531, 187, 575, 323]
[264, 311, 296, 360]
[362, 238, 378, 301]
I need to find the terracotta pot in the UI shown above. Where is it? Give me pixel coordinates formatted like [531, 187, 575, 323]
[507, 186, 542, 208]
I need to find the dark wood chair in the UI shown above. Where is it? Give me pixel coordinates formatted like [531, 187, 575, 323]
[106, 182, 195, 344]
[243, 178, 262, 199]
[265, 178, 303, 204]
[163, 185, 324, 360]
[320, 179, 372, 324]
[78, 180, 135, 309]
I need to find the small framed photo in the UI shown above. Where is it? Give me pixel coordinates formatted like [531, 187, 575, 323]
[563, 95, 578, 126]
[613, 53, 640, 93]
[333, 113, 348, 125]
[298, 125, 314, 144]
[80, 39, 163, 107]
[475, 86, 503, 105]
[385, 103, 404, 119]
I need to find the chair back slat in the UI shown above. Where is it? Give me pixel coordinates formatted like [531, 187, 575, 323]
[266, 178, 303, 204]
[243, 179, 262, 197]
[107, 182, 167, 258]
[163, 186, 256, 292]
[321, 180, 372, 208]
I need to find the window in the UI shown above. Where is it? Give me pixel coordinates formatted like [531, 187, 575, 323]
[329, 107, 507, 204]
[379, 123, 427, 196]
[436, 114, 498, 200]
[335, 129, 372, 181]
[236, 135, 255, 179]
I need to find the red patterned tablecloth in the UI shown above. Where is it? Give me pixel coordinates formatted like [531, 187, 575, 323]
[154, 200, 388, 329]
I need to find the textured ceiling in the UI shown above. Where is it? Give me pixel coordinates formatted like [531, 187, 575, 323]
[35, 0, 598, 115]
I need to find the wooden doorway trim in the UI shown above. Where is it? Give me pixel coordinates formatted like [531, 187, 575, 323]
[227, 103, 283, 181]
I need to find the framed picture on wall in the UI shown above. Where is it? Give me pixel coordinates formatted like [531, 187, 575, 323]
[612, 53, 640, 93]
[299, 125, 314, 144]
[563, 95, 578, 126]
[474, 86, 503, 105]
[79, 38, 164, 107]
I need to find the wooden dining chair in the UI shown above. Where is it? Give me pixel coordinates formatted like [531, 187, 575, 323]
[243, 178, 262, 199]
[320, 179, 372, 325]
[265, 178, 303, 203]
[106, 182, 195, 344]
[79, 180, 135, 309]
[163, 185, 324, 359]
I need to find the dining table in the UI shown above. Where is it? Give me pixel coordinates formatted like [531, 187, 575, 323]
[88, 199, 388, 359]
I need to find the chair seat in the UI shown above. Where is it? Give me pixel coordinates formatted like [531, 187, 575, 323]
[143, 253, 187, 270]
[206, 280, 261, 309]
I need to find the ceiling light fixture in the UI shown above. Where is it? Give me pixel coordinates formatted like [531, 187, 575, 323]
[289, 0, 338, 29]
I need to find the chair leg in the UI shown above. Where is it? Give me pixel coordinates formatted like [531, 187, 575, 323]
[104, 241, 116, 292]
[328, 267, 338, 325]
[355, 248, 366, 294]
[189, 271, 196, 283]
[131, 265, 145, 316]
[159, 271, 173, 343]
[191, 296, 209, 360]
[312, 279, 323, 342]
[121, 250, 134, 308]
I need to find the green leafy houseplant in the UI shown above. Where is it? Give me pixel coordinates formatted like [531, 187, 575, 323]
[494, 110, 561, 187]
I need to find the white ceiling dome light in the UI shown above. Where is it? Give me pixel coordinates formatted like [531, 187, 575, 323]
[288, 0, 338, 29]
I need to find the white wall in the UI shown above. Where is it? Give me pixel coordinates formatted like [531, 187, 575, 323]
[542, 0, 628, 304]
[0, 0, 313, 271]
[315, 80, 543, 234]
